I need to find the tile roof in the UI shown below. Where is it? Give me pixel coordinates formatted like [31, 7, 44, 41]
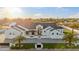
[31, 23, 63, 29]
[16, 22, 63, 29]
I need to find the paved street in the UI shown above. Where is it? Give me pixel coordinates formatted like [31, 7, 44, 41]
[0, 45, 10, 51]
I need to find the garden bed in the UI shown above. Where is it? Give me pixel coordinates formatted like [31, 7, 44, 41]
[10, 43, 79, 49]
[10, 43, 35, 49]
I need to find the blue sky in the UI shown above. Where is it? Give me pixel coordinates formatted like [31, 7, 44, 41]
[22, 7, 79, 18]
[0, 7, 79, 18]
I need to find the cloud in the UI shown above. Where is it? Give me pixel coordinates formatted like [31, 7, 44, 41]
[0, 7, 25, 18]
[33, 13, 43, 18]
[29, 13, 45, 18]
[31, 13, 58, 18]
[57, 7, 63, 8]
[69, 13, 79, 18]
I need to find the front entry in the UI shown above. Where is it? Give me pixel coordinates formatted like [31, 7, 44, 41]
[35, 43, 43, 49]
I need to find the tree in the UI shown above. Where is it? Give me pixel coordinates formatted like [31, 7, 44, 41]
[70, 23, 79, 36]
[64, 32, 77, 48]
[15, 35, 25, 48]
[52, 20, 57, 25]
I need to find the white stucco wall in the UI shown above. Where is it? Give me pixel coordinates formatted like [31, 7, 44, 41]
[42, 26, 54, 36]
[50, 30, 64, 39]
[42, 27, 64, 39]
[4, 28, 22, 39]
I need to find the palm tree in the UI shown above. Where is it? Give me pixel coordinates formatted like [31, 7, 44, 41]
[64, 22, 79, 48]
[15, 35, 25, 48]
[52, 20, 57, 25]
[70, 23, 79, 34]
[64, 32, 77, 48]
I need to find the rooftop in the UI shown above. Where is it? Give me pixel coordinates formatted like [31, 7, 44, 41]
[16, 22, 63, 29]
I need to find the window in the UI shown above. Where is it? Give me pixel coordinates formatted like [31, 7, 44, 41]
[57, 33, 58, 35]
[9, 32, 15, 35]
[26, 31, 28, 35]
[32, 32, 35, 35]
[52, 33, 54, 35]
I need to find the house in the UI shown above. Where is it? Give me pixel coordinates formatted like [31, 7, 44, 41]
[5, 22, 64, 39]
[5, 22, 65, 49]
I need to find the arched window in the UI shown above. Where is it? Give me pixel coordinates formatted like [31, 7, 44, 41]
[57, 33, 58, 35]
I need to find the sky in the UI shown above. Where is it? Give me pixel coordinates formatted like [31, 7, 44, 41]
[0, 7, 79, 18]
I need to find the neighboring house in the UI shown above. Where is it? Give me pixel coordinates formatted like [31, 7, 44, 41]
[77, 20, 79, 22]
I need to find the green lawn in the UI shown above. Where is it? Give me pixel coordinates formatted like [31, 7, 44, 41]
[22, 43, 35, 49]
[10, 43, 79, 49]
[11, 43, 66, 49]
[64, 29, 73, 34]
[64, 29, 76, 35]
[43, 43, 66, 49]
